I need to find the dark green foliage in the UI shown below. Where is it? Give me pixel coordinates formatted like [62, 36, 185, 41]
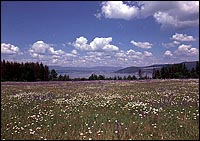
[87, 74, 137, 81]
[1, 60, 50, 81]
[127, 75, 132, 80]
[152, 61, 199, 79]
[196, 61, 199, 75]
[117, 76, 122, 80]
[88, 73, 98, 80]
[138, 69, 142, 79]
[98, 74, 105, 80]
[50, 69, 58, 81]
[1, 60, 139, 81]
[88, 74, 105, 80]
[127, 75, 137, 80]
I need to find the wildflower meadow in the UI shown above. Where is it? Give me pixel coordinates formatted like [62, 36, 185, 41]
[1, 79, 199, 140]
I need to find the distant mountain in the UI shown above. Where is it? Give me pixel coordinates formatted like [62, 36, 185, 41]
[49, 66, 123, 73]
[114, 66, 140, 73]
[182, 61, 198, 70]
[115, 61, 198, 74]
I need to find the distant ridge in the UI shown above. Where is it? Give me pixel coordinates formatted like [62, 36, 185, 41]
[49, 66, 123, 73]
[114, 61, 198, 74]
[48, 61, 198, 75]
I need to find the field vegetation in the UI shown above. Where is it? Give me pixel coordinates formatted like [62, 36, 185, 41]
[1, 79, 199, 140]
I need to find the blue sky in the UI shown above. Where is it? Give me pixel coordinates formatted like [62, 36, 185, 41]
[1, 1, 199, 67]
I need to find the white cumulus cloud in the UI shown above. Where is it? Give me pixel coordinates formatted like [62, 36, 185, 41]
[29, 40, 66, 59]
[164, 50, 173, 57]
[72, 36, 91, 51]
[178, 1, 199, 14]
[71, 36, 119, 52]
[162, 41, 180, 48]
[96, 1, 139, 20]
[48, 47, 65, 55]
[153, 11, 180, 28]
[116, 49, 153, 61]
[130, 40, 153, 49]
[96, 1, 199, 29]
[175, 44, 199, 56]
[1, 43, 21, 55]
[144, 51, 153, 57]
[171, 33, 196, 42]
[30, 41, 49, 54]
[71, 49, 78, 55]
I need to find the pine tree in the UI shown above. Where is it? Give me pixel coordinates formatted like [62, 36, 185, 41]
[50, 69, 58, 81]
[138, 69, 142, 79]
[196, 61, 199, 76]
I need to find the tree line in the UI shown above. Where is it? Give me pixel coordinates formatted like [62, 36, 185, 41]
[1, 60, 50, 81]
[53, 72, 138, 81]
[1, 60, 139, 81]
[1, 60, 199, 81]
[152, 61, 199, 79]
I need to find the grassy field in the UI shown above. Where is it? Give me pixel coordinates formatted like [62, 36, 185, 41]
[1, 79, 199, 140]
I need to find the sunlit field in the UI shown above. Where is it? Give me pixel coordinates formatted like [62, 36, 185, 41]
[1, 79, 199, 140]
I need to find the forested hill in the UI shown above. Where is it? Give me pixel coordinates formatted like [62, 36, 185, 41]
[115, 61, 198, 73]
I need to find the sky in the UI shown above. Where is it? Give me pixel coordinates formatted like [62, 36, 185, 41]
[1, 1, 199, 67]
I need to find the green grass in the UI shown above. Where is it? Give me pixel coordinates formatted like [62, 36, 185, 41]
[1, 79, 199, 140]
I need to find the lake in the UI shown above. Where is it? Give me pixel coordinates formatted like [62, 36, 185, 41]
[58, 71, 152, 79]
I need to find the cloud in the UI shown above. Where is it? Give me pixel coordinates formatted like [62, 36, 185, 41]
[81, 49, 153, 67]
[95, 1, 139, 20]
[66, 48, 154, 67]
[1, 43, 21, 55]
[71, 36, 119, 52]
[175, 44, 199, 56]
[71, 49, 78, 55]
[126, 49, 143, 59]
[144, 51, 153, 57]
[29, 41, 49, 54]
[140, 1, 199, 28]
[116, 49, 153, 60]
[114, 49, 154, 66]
[171, 33, 196, 42]
[178, 1, 199, 14]
[153, 11, 180, 28]
[162, 41, 180, 48]
[71, 36, 91, 51]
[48, 47, 65, 55]
[164, 50, 173, 57]
[29, 41, 65, 58]
[130, 40, 153, 49]
[90, 37, 119, 51]
[96, 1, 199, 28]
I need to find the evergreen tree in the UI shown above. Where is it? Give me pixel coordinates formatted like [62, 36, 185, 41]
[98, 75, 105, 80]
[123, 76, 127, 80]
[156, 70, 160, 79]
[196, 61, 199, 76]
[138, 69, 142, 79]
[127, 75, 132, 80]
[117, 76, 122, 80]
[50, 69, 58, 81]
[89, 73, 98, 80]
[132, 75, 137, 80]
[44, 65, 50, 81]
[63, 74, 69, 81]
[39, 63, 45, 81]
[152, 68, 158, 79]
[58, 74, 63, 81]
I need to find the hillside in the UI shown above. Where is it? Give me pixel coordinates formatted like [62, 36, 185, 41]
[115, 61, 198, 74]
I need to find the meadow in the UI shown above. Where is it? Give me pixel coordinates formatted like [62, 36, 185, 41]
[1, 79, 199, 140]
